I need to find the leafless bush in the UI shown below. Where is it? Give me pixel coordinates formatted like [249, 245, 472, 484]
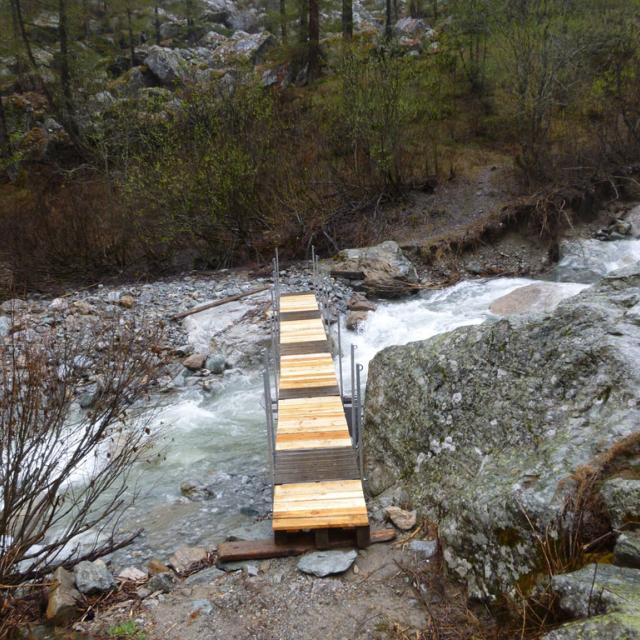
[0, 316, 162, 589]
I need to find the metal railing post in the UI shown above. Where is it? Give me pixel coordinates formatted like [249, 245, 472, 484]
[262, 368, 275, 488]
[350, 343, 357, 446]
[337, 313, 344, 397]
[356, 363, 364, 476]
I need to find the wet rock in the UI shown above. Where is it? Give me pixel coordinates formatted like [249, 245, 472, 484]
[329, 241, 419, 298]
[346, 310, 369, 331]
[297, 550, 358, 577]
[385, 506, 417, 531]
[184, 566, 224, 585]
[74, 560, 116, 595]
[180, 479, 216, 500]
[169, 545, 208, 573]
[148, 559, 170, 575]
[46, 567, 81, 623]
[1, 298, 27, 313]
[614, 532, 640, 569]
[602, 478, 640, 530]
[347, 293, 377, 312]
[364, 265, 640, 598]
[489, 282, 587, 317]
[148, 572, 175, 593]
[118, 566, 148, 582]
[408, 539, 438, 559]
[182, 353, 208, 371]
[205, 352, 227, 374]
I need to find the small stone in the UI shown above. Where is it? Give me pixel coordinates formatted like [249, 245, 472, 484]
[205, 353, 227, 374]
[148, 572, 175, 593]
[49, 297, 68, 312]
[148, 559, 170, 575]
[385, 506, 417, 531]
[190, 599, 213, 616]
[73, 560, 116, 595]
[182, 352, 207, 370]
[297, 550, 358, 577]
[46, 567, 81, 623]
[71, 300, 96, 315]
[118, 567, 148, 582]
[408, 539, 438, 558]
[119, 294, 135, 309]
[614, 532, 640, 569]
[346, 310, 369, 331]
[184, 567, 224, 586]
[169, 545, 208, 574]
[347, 294, 377, 312]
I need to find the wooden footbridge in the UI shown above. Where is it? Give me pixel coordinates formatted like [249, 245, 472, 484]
[272, 291, 370, 548]
[216, 256, 393, 563]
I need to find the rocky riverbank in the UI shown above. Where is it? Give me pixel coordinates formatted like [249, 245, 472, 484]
[364, 259, 640, 636]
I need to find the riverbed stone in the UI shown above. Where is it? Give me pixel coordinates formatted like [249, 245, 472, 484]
[148, 559, 170, 575]
[489, 282, 587, 317]
[190, 599, 214, 616]
[73, 560, 116, 595]
[182, 352, 208, 370]
[385, 506, 417, 531]
[205, 352, 227, 374]
[346, 310, 369, 331]
[184, 566, 224, 585]
[364, 264, 640, 599]
[408, 539, 438, 558]
[119, 294, 135, 309]
[148, 572, 176, 593]
[118, 566, 148, 582]
[329, 241, 419, 298]
[46, 567, 81, 623]
[169, 545, 208, 573]
[297, 550, 358, 577]
[614, 532, 640, 569]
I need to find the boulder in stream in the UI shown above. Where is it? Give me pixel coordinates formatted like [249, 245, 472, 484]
[329, 241, 419, 298]
[364, 264, 640, 599]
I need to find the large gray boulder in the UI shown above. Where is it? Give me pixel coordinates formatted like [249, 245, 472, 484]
[329, 240, 419, 298]
[543, 564, 640, 639]
[74, 560, 116, 595]
[364, 264, 640, 599]
[144, 45, 189, 84]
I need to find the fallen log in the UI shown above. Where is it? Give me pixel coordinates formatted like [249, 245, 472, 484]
[170, 285, 271, 321]
[217, 528, 396, 563]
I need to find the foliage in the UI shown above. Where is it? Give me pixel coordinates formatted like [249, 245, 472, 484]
[0, 317, 161, 587]
[108, 620, 146, 639]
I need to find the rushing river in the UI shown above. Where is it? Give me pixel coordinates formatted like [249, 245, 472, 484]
[80, 237, 640, 565]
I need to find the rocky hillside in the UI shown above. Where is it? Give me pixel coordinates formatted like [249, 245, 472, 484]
[364, 263, 640, 636]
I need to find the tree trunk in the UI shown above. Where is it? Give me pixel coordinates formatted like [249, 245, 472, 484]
[342, 0, 352, 41]
[299, 0, 308, 44]
[280, 0, 287, 44]
[385, 0, 392, 40]
[58, 0, 74, 121]
[154, 2, 161, 44]
[126, 5, 135, 67]
[186, 0, 195, 41]
[308, 0, 320, 79]
[0, 96, 10, 158]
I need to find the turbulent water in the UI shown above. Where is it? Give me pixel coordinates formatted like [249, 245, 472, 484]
[71, 237, 639, 564]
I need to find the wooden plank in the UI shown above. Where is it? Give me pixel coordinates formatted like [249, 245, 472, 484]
[280, 341, 329, 356]
[217, 528, 396, 562]
[278, 386, 340, 400]
[281, 291, 315, 297]
[280, 310, 322, 321]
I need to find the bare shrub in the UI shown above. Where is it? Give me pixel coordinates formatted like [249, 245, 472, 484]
[0, 315, 162, 590]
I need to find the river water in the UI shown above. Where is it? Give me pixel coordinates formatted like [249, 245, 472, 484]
[89, 237, 640, 565]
